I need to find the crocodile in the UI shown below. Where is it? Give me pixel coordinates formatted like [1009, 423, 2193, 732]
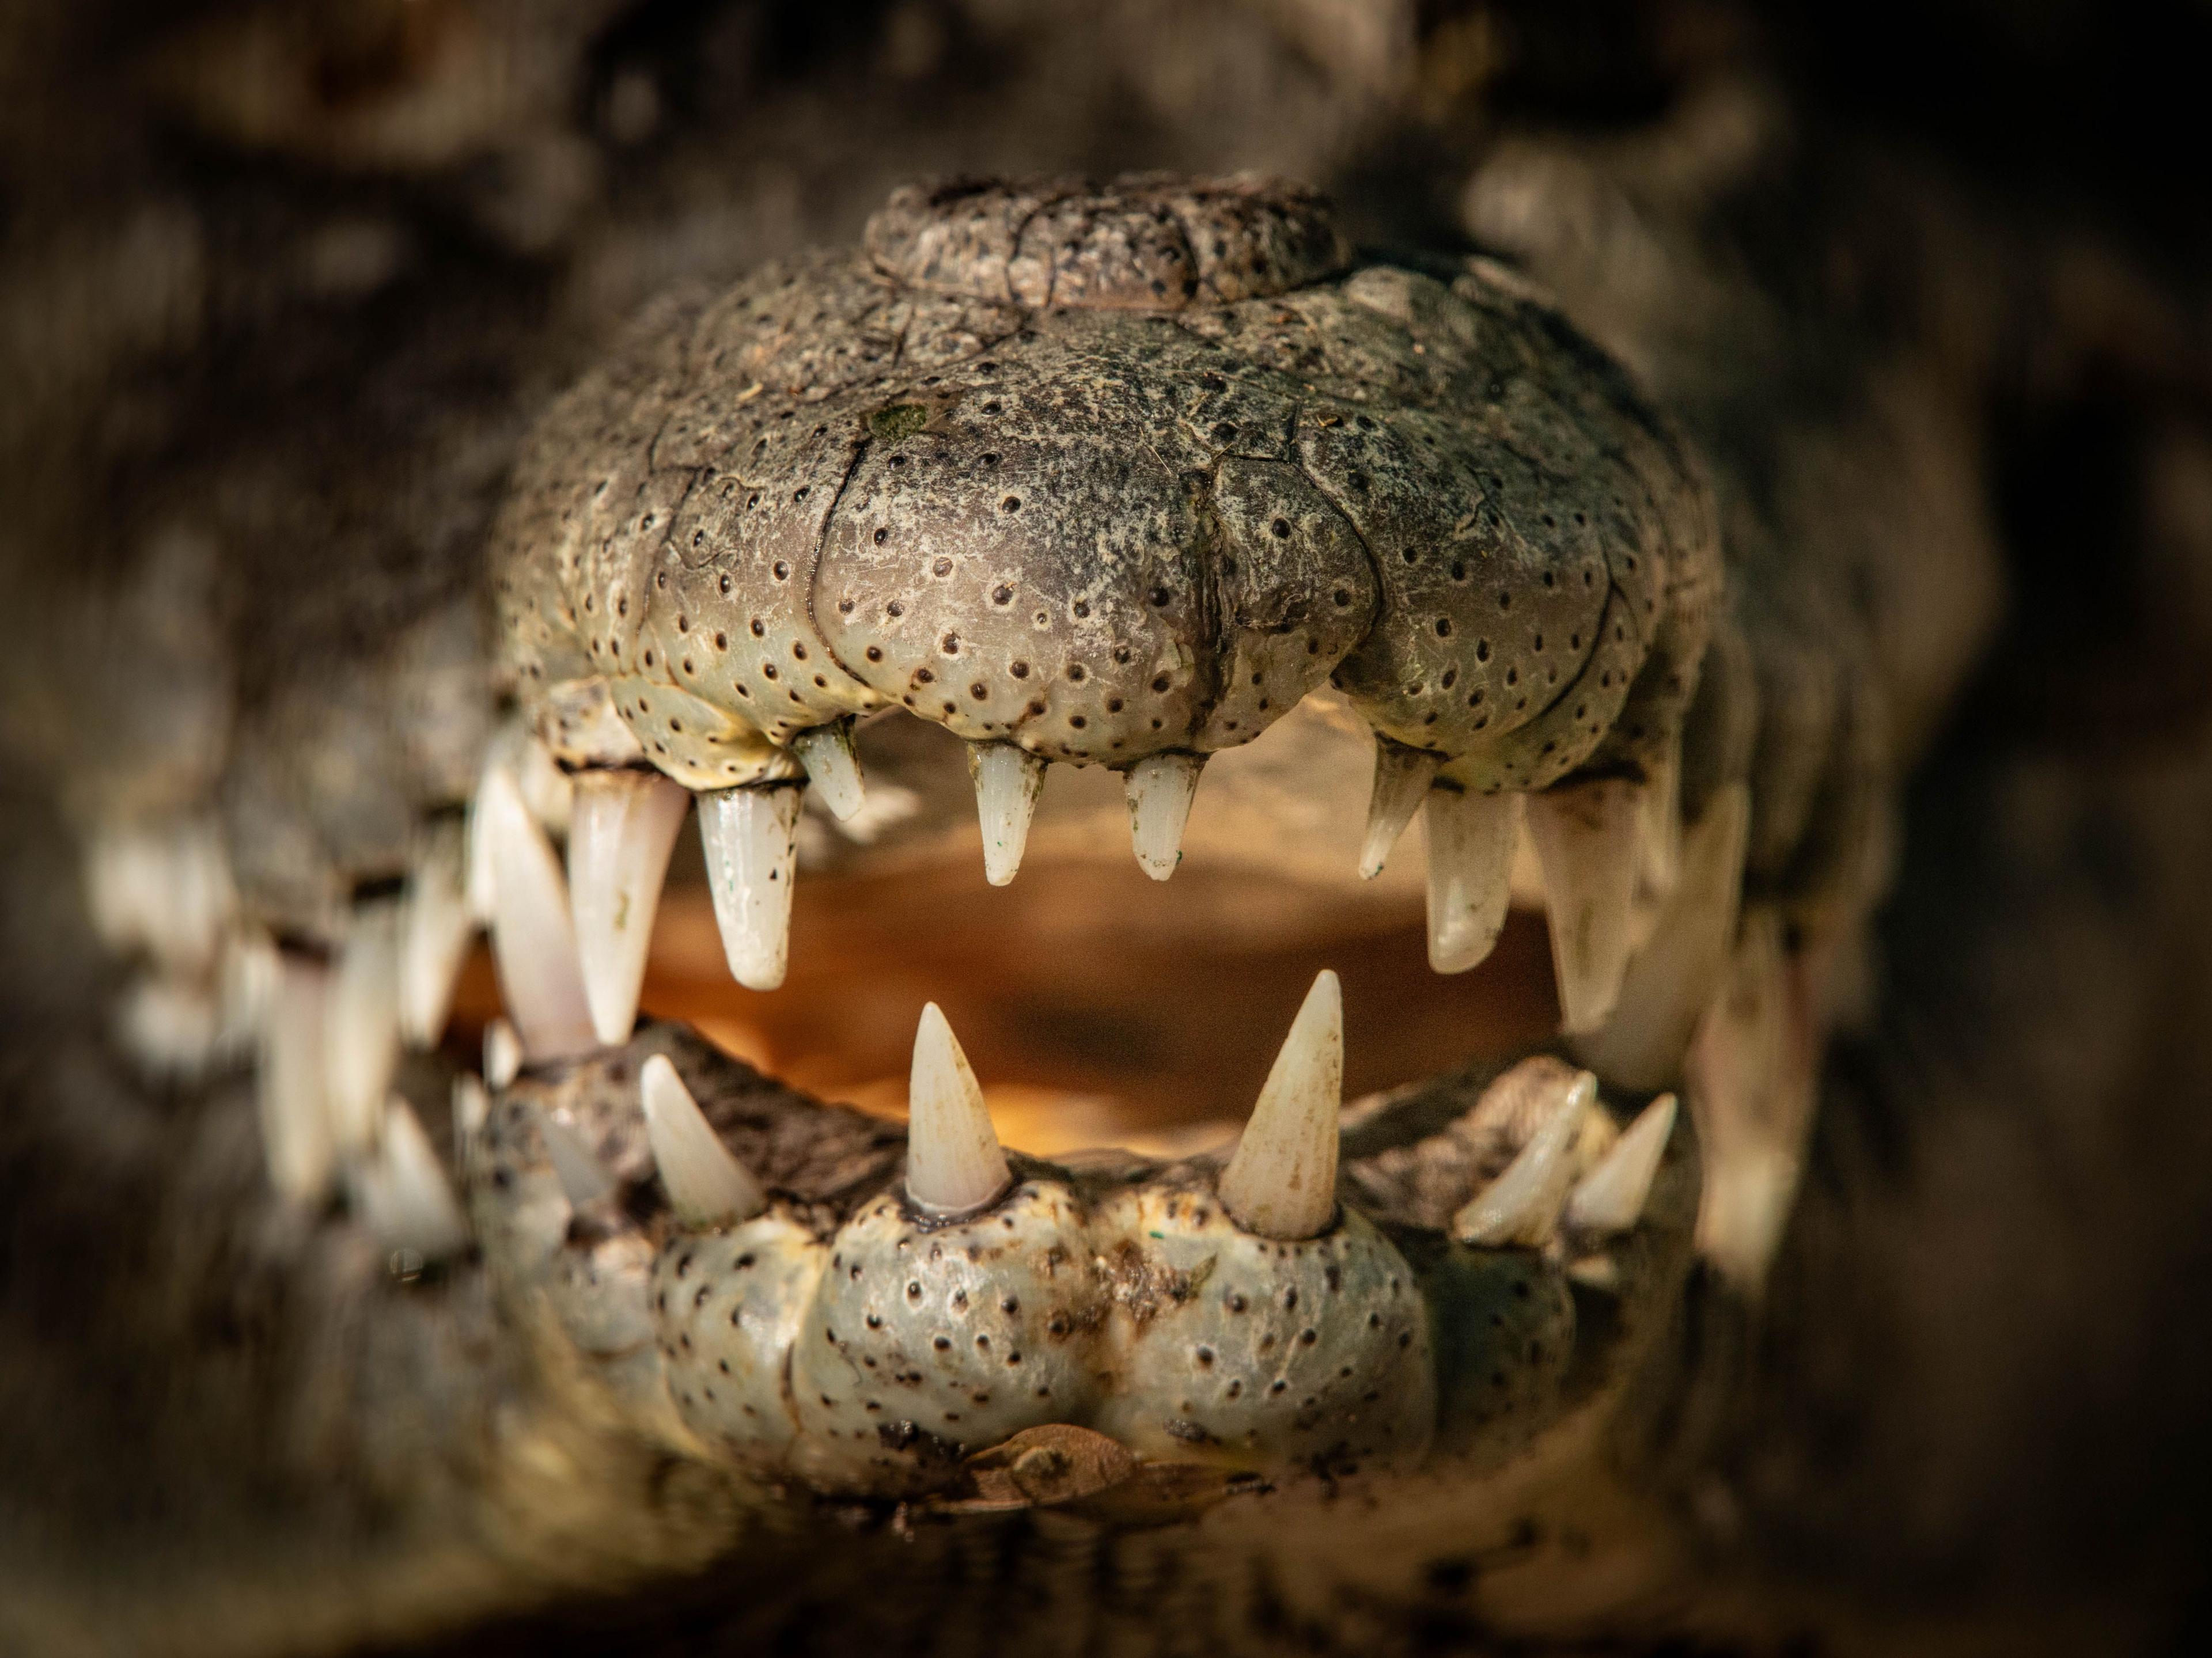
[4, 3, 2210, 1655]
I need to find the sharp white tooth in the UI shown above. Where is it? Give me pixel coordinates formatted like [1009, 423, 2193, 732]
[452, 1072, 490, 1167]
[904, 1003, 1010, 1215]
[483, 1017, 523, 1089]
[360, 1097, 470, 1261]
[792, 720, 866, 821]
[1527, 777, 1645, 1033]
[1359, 741, 1440, 879]
[257, 951, 336, 1205]
[967, 741, 1046, 886]
[1425, 786, 1523, 973]
[399, 818, 475, 1048]
[1125, 752, 1204, 881]
[1564, 1093, 1677, 1234]
[1452, 1068, 1596, 1247]
[1574, 784, 1751, 1090]
[640, 1054, 765, 1226]
[1218, 969, 1343, 1240]
[567, 767, 690, 1045]
[697, 783, 803, 991]
[539, 1112, 616, 1208]
[479, 764, 599, 1061]
[1638, 731, 1684, 898]
[325, 900, 402, 1159]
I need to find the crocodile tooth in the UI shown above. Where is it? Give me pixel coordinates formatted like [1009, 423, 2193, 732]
[482, 1017, 522, 1089]
[397, 818, 474, 1047]
[1424, 786, 1522, 973]
[1574, 784, 1751, 1089]
[257, 951, 335, 1205]
[1359, 739, 1440, 879]
[967, 741, 1046, 886]
[1565, 1092, 1677, 1234]
[539, 1112, 616, 1208]
[358, 1097, 469, 1262]
[697, 783, 804, 991]
[1452, 1067, 1596, 1247]
[325, 899, 402, 1159]
[641, 1054, 766, 1226]
[1638, 731, 1684, 898]
[792, 720, 866, 821]
[1125, 752, 1205, 881]
[904, 1003, 1010, 1215]
[451, 1072, 490, 1166]
[1218, 969, 1343, 1240]
[1527, 778, 1645, 1032]
[480, 764, 599, 1061]
[567, 767, 690, 1045]
[83, 813, 234, 973]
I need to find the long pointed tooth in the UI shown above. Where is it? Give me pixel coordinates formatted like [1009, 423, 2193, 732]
[1638, 732, 1684, 898]
[483, 1017, 522, 1089]
[968, 741, 1046, 886]
[399, 818, 476, 1048]
[1527, 777, 1645, 1033]
[1425, 786, 1523, 973]
[1452, 1068, 1596, 1247]
[697, 783, 802, 991]
[1218, 970, 1343, 1240]
[1573, 784, 1751, 1090]
[539, 1112, 616, 1208]
[1564, 1093, 1677, 1234]
[792, 720, 866, 821]
[359, 1097, 470, 1261]
[1125, 752, 1204, 881]
[325, 900, 402, 1159]
[567, 767, 690, 1045]
[480, 763, 598, 1061]
[641, 1054, 766, 1226]
[904, 1003, 1010, 1215]
[1359, 741, 1440, 879]
[257, 951, 336, 1205]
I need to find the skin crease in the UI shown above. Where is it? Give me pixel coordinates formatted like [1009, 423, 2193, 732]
[4, 3, 2212, 1656]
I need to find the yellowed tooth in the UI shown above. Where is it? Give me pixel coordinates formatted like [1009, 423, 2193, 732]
[325, 898, 402, 1160]
[1125, 752, 1205, 881]
[568, 767, 691, 1045]
[1452, 1067, 1596, 1247]
[792, 720, 866, 821]
[1564, 1092, 1677, 1234]
[82, 813, 234, 974]
[1638, 730, 1684, 899]
[641, 1054, 766, 1226]
[1425, 786, 1522, 973]
[697, 783, 803, 991]
[356, 1097, 470, 1262]
[398, 818, 474, 1048]
[479, 764, 599, 1062]
[1359, 739, 1440, 880]
[1527, 777, 1645, 1033]
[258, 949, 336, 1206]
[904, 1003, 1010, 1215]
[482, 1017, 522, 1090]
[968, 741, 1046, 886]
[1219, 970, 1343, 1240]
[451, 1072, 490, 1170]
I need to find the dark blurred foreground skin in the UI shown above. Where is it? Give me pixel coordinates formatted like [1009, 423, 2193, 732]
[4, 2, 2212, 1653]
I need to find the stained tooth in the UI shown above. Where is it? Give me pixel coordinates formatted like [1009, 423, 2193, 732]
[1424, 786, 1522, 973]
[325, 900, 402, 1159]
[1359, 740, 1440, 879]
[1218, 970, 1343, 1240]
[967, 741, 1046, 886]
[904, 1003, 1010, 1215]
[1527, 777, 1645, 1033]
[399, 818, 476, 1048]
[359, 1097, 470, 1261]
[567, 767, 690, 1045]
[539, 1113, 616, 1208]
[1638, 731, 1684, 898]
[1564, 1093, 1677, 1234]
[1574, 784, 1751, 1089]
[257, 951, 336, 1205]
[641, 1054, 766, 1226]
[479, 763, 599, 1061]
[697, 783, 803, 991]
[483, 1017, 522, 1089]
[792, 720, 866, 821]
[1452, 1068, 1596, 1247]
[1125, 752, 1204, 881]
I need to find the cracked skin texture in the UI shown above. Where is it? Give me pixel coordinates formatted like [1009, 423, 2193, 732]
[494, 175, 1718, 800]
